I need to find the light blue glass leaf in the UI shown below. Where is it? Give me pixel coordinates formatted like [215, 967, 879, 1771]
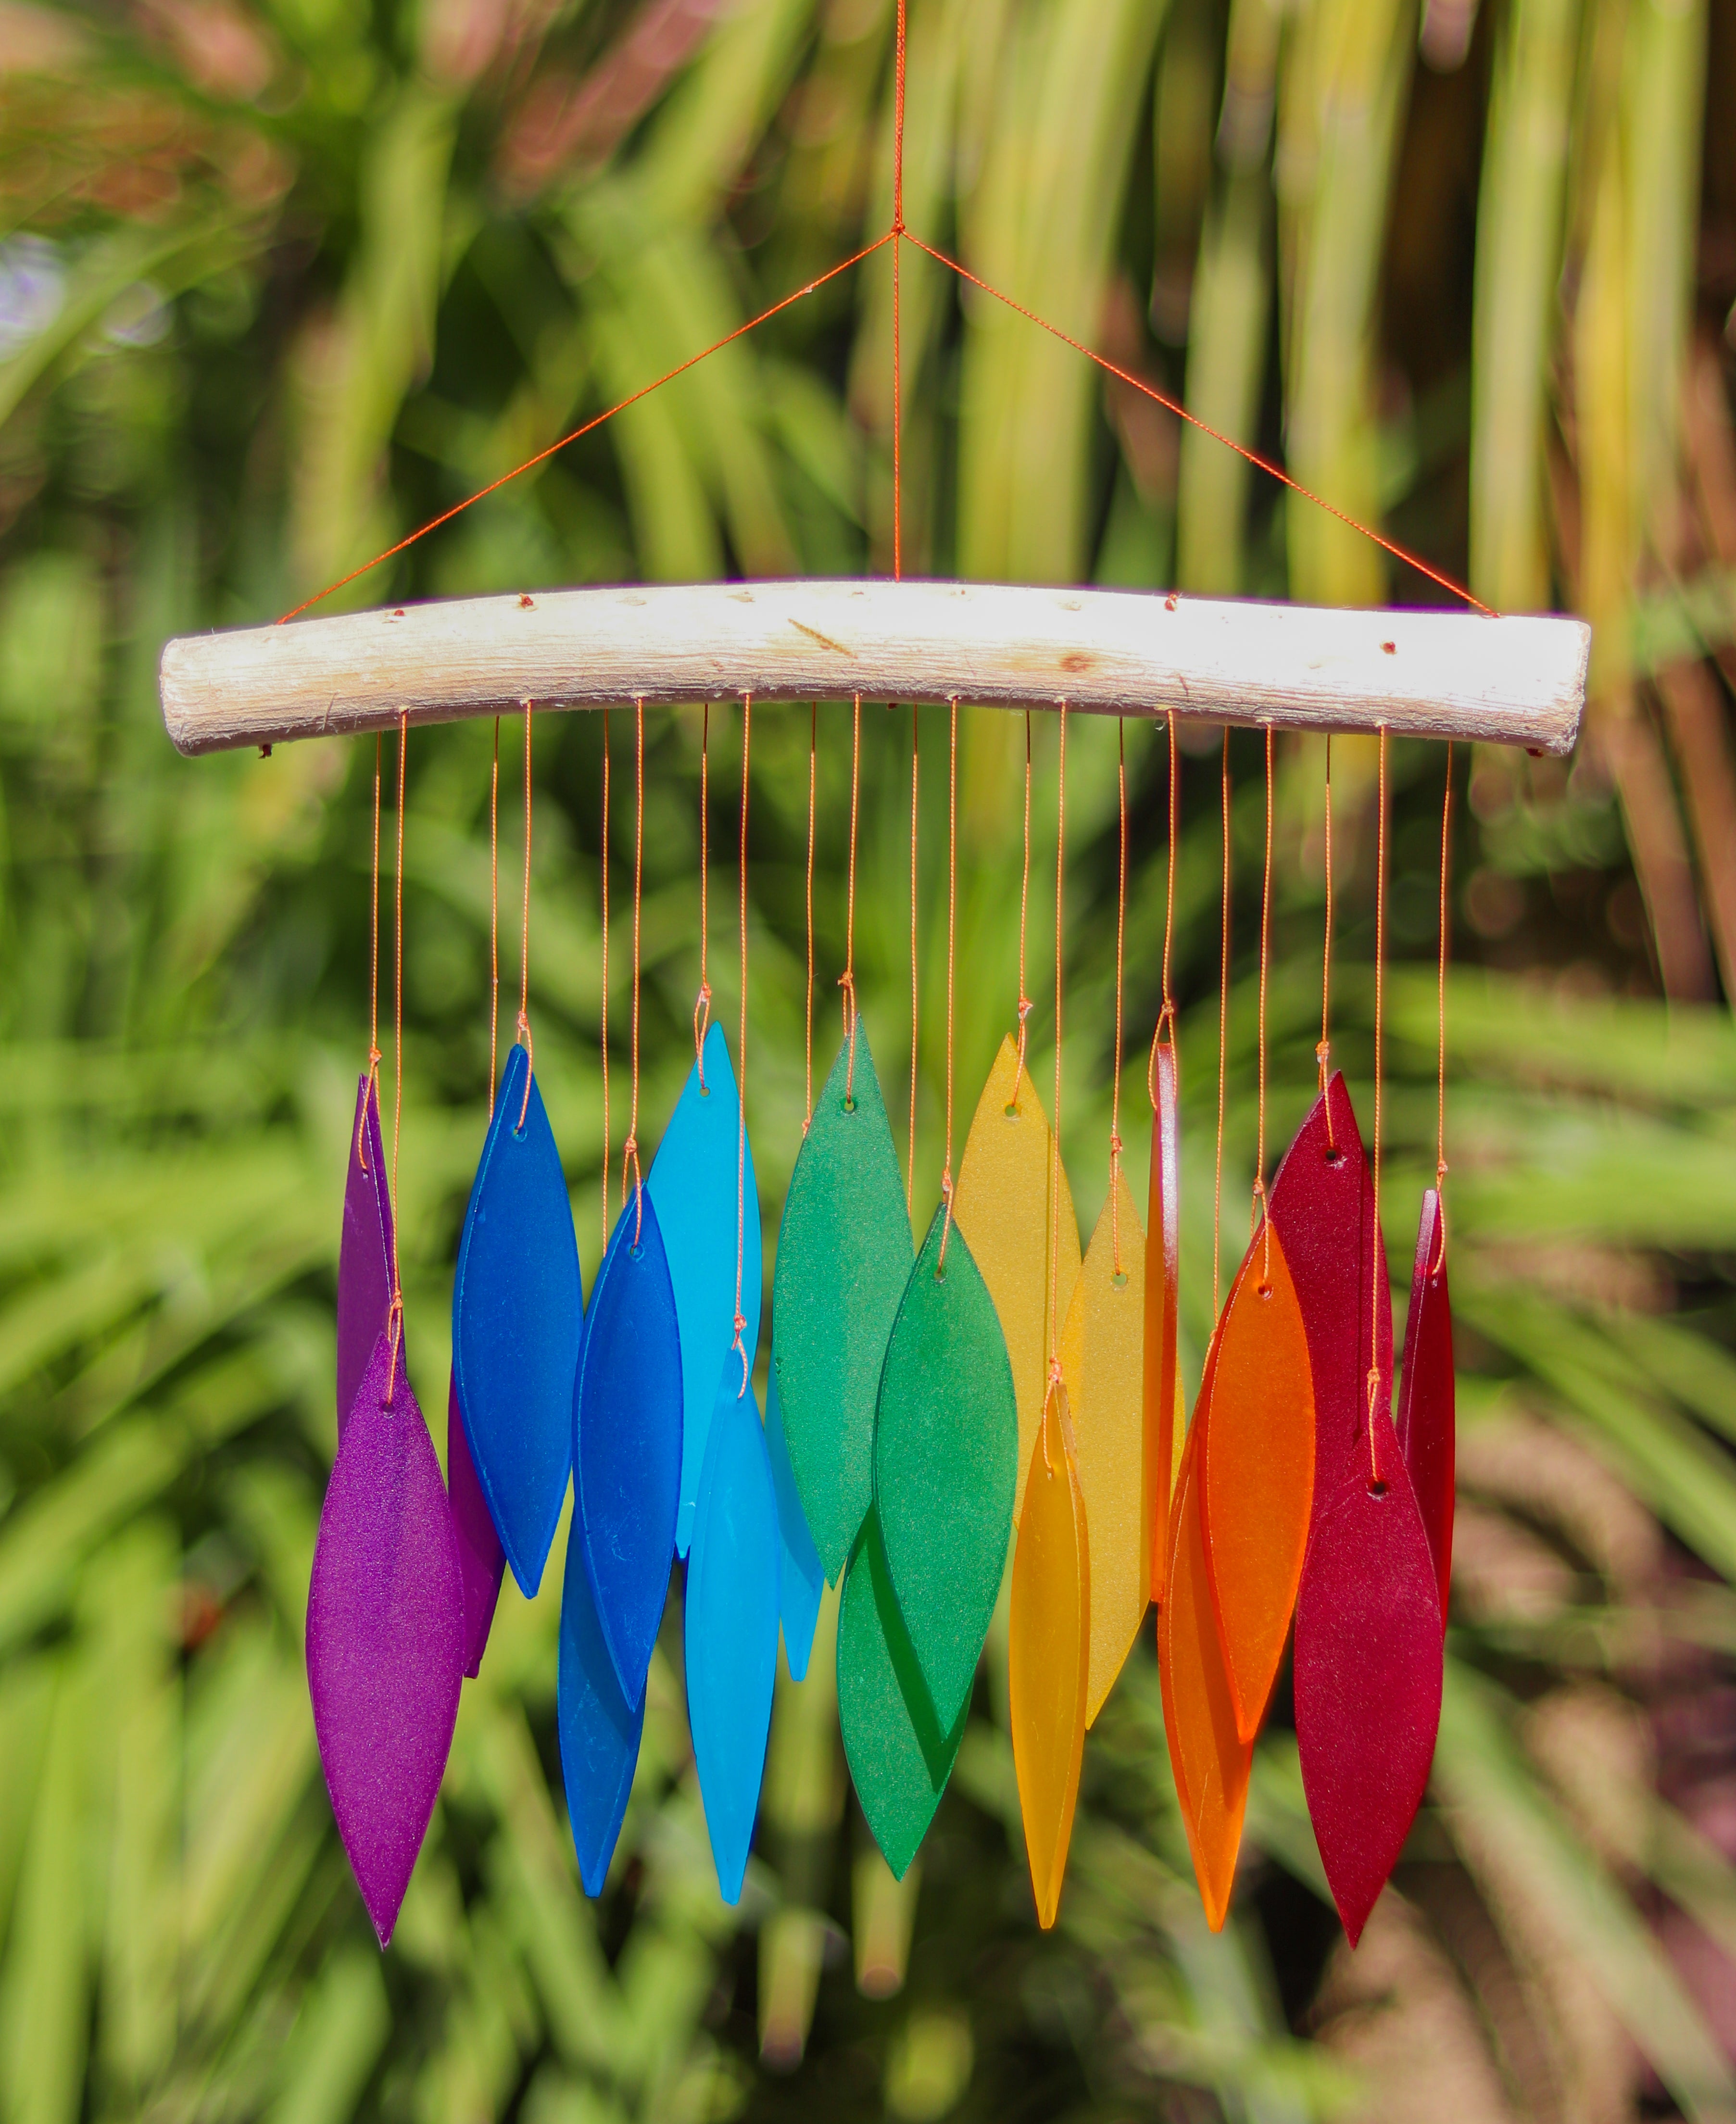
[685, 1359, 780, 1905]
[559, 1508, 645, 1897]
[453, 1044, 583, 1598]
[647, 1024, 761, 1558]
[574, 1191, 683, 1708]
[766, 1357, 823, 1683]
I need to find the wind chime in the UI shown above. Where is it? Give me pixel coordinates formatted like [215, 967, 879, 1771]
[158, 4, 1587, 1955]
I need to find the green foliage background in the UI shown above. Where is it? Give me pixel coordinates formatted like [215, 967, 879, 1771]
[4, 0, 1736, 2118]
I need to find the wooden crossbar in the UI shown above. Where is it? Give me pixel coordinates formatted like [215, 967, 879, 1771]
[159, 579, 1589, 756]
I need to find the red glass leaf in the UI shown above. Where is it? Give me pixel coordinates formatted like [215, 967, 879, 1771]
[1145, 1039, 1180, 1605]
[1267, 1075, 1391, 1510]
[1395, 1190, 1454, 1629]
[1293, 1414, 1443, 1946]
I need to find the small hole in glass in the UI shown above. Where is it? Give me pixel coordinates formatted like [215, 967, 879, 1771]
[1112, 1270, 1129, 1290]
[1367, 1478, 1388, 1500]
[842, 1097, 856, 1114]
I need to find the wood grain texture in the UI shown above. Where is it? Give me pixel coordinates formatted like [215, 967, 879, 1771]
[159, 579, 1589, 755]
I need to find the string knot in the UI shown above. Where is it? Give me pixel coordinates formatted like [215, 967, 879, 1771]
[384, 1291, 405, 1406]
[1436, 1158, 1449, 1186]
[730, 1313, 749, 1396]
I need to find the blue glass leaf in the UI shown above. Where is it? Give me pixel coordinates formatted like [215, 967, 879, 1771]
[558, 1511, 645, 1896]
[686, 1360, 780, 1904]
[574, 1191, 683, 1708]
[337, 1074, 395, 1438]
[766, 1357, 823, 1683]
[453, 1044, 583, 1599]
[647, 1024, 761, 1558]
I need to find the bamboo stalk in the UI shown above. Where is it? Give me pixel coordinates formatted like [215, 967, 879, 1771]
[157, 580, 1589, 755]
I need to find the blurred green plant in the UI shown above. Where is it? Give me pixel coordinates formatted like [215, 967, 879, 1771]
[3, 0, 1736, 2119]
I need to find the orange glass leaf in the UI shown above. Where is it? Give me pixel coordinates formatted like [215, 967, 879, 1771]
[1199, 1219, 1315, 1743]
[1060, 1169, 1147, 1726]
[953, 1034, 1082, 1523]
[1009, 1384, 1089, 1930]
[1158, 1409, 1250, 1933]
[1145, 1038, 1180, 1605]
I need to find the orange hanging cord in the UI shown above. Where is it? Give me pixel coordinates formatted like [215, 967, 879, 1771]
[938, 697, 959, 1266]
[622, 701, 645, 1240]
[488, 716, 500, 1122]
[358, 734, 383, 1170]
[1044, 703, 1069, 1468]
[1111, 718, 1127, 1277]
[842, 695, 862, 1100]
[1368, 727, 1390, 1482]
[804, 702, 817, 1133]
[386, 711, 407, 1401]
[1013, 709, 1035, 1108]
[600, 709, 611, 1255]
[731, 696, 753, 1394]
[1253, 726, 1273, 1284]
[1213, 730, 1231, 1321]
[1147, 711, 1179, 1110]
[515, 704, 535, 1128]
[695, 703, 712, 1089]
[1319, 735, 1337, 1152]
[907, 704, 919, 1216]
[1434, 743, 1454, 1273]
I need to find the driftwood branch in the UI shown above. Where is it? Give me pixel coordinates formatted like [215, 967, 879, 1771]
[159, 579, 1589, 756]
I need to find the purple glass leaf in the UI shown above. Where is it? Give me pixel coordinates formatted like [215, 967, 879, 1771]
[337, 1074, 395, 1439]
[308, 1332, 464, 1948]
[447, 1369, 505, 1678]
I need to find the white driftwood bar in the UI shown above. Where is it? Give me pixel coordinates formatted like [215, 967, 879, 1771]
[159, 579, 1589, 756]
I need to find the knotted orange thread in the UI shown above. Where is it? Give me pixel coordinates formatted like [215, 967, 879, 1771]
[730, 696, 753, 1396]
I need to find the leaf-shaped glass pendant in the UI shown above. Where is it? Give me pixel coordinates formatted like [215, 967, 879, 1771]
[1009, 1385, 1089, 1929]
[766, 1357, 824, 1682]
[1198, 1219, 1315, 1741]
[837, 1507, 968, 1881]
[337, 1074, 395, 1438]
[1267, 1075, 1391, 1512]
[453, 1044, 583, 1597]
[1145, 1039, 1180, 1603]
[446, 1371, 505, 1679]
[1157, 1405, 1251, 1934]
[1059, 1169, 1147, 1726]
[307, 1332, 464, 1948]
[953, 1034, 1082, 1523]
[874, 1207, 1018, 1735]
[558, 1502, 645, 1896]
[1396, 1190, 1454, 1627]
[773, 1026, 912, 1583]
[573, 1191, 683, 1708]
[686, 1360, 781, 1904]
[1294, 1408, 1444, 1945]
[647, 1024, 761, 1558]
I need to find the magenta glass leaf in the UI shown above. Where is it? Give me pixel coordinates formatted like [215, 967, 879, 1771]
[1293, 1411, 1443, 1946]
[447, 1370, 505, 1678]
[308, 1332, 464, 1948]
[1395, 1190, 1454, 1629]
[337, 1074, 395, 1439]
[1268, 1074, 1391, 1510]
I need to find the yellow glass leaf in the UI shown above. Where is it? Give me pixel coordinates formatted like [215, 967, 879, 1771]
[1199, 1220, 1315, 1743]
[1059, 1168, 1148, 1727]
[953, 1033, 1082, 1523]
[1008, 1384, 1089, 1930]
[1158, 1414, 1250, 1933]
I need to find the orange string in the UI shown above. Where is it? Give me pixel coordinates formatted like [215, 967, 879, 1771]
[731, 696, 752, 1394]
[695, 702, 712, 1087]
[386, 711, 406, 1401]
[892, 0, 907, 578]
[1044, 704, 1069, 1464]
[1319, 734, 1336, 1151]
[600, 708, 610, 1254]
[1368, 727, 1389, 1482]
[516, 704, 534, 1128]
[1254, 725, 1273, 1283]
[1148, 711, 1178, 1109]
[938, 697, 958, 1265]
[804, 702, 816, 1133]
[359, 734, 383, 1169]
[1013, 710, 1034, 1108]
[622, 700, 644, 1240]
[488, 716, 499, 1122]
[1111, 717, 1126, 1277]
[907, 704, 918, 1216]
[1434, 742, 1453, 1273]
[842, 695, 861, 1101]
[1213, 730, 1230, 1321]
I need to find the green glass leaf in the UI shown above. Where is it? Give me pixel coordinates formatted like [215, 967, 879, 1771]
[873, 1206, 1018, 1734]
[836, 1507, 967, 1882]
[773, 1025, 914, 1584]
